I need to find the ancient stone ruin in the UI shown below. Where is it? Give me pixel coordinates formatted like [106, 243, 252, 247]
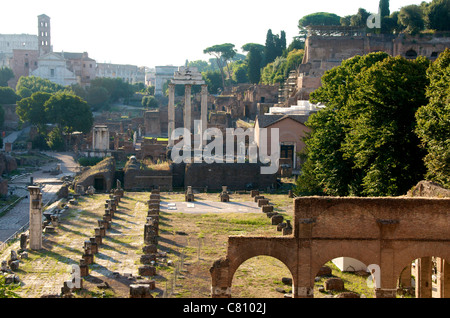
[210, 196, 450, 298]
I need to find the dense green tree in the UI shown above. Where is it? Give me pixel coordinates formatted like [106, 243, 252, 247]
[202, 70, 223, 94]
[350, 8, 372, 28]
[382, 11, 405, 34]
[203, 43, 237, 89]
[231, 61, 248, 84]
[341, 56, 429, 196]
[187, 60, 212, 73]
[0, 87, 19, 104]
[242, 43, 265, 84]
[86, 86, 110, 111]
[379, 0, 390, 18]
[298, 12, 341, 27]
[46, 126, 65, 151]
[426, 0, 450, 31]
[260, 49, 304, 85]
[398, 4, 425, 35]
[263, 30, 287, 66]
[16, 76, 65, 94]
[16, 92, 52, 133]
[0, 67, 14, 87]
[89, 77, 133, 103]
[142, 95, 159, 108]
[296, 53, 390, 196]
[379, 0, 392, 33]
[285, 37, 305, 53]
[296, 52, 430, 197]
[415, 49, 450, 188]
[16, 87, 33, 99]
[44, 92, 93, 134]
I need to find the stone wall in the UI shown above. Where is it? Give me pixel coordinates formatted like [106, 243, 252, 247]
[210, 196, 450, 298]
[123, 157, 172, 191]
[184, 162, 277, 191]
[74, 156, 116, 193]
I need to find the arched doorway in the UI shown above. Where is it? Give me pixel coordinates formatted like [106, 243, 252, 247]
[405, 49, 418, 59]
[94, 176, 105, 192]
[397, 256, 450, 298]
[313, 257, 376, 298]
[231, 256, 293, 298]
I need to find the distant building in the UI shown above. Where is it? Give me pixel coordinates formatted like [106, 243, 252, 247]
[31, 52, 77, 86]
[0, 34, 40, 87]
[154, 65, 179, 96]
[1, 14, 146, 89]
[57, 52, 96, 87]
[96, 63, 145, 84]
[254, 113, 310, 171]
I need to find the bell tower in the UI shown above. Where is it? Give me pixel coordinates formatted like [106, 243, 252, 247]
[38, 14, 51, 55]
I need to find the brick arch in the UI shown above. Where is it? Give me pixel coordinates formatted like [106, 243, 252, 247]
[310, 241, 380, 285]
[393, 241, 450, 282]
[225, 237, 297, 285]
[211, 197, 450, 298]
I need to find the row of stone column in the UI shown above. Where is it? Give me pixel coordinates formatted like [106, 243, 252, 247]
[129, 189, 161, 298]
[251, 190, 292, 235]
[168, 83, 208, 147]
[61, 189, 124, 296]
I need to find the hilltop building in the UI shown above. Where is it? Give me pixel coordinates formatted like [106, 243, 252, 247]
[1, 14, 146, 88]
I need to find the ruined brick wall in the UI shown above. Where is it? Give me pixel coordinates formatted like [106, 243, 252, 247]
[184, 162, 277, 191]
[294, 33, 450, 101]
[211, 196, 450, 297]
[74, 156, 116, 192]
[123, 158, 172, 191]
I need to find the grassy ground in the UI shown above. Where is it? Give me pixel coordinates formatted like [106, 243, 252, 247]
[0, 191, 378, 298]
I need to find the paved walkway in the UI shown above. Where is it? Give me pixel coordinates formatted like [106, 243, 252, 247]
[160, 200, 261, 214]
[0, 152, 79, 244]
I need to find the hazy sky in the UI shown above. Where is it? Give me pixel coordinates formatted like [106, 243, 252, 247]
[1, 0, 425, 68]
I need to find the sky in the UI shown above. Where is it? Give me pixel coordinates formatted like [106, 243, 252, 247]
[1, 0, 426, 68]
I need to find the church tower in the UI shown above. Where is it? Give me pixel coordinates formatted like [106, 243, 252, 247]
[38, 14, 52, 55]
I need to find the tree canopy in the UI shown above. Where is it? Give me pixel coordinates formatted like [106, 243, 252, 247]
[415, 48, 450, 188]
[203, 43, 237, 88]
[296, 52, 431, 197]
[0, 67, 14, 87]
[44, 92, 93, 134]
[298, 12, 342, 28]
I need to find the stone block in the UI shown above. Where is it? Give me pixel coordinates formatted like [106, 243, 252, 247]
[316, 265, 332, 277]
[254, 195, 264, 203]
[262, 205, 273, 213]
[324, 278, 344, 291]
[271, 214, 284, 225]
[258, 199, 269, 207]
[140, 254, 156, 264]
[251, 190, 260, 197]
[130, 284, 154, 298]
[142, 244, 157, 254]
[138, 265, 156, 276]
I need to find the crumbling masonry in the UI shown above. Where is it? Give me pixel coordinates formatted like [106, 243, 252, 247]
[210, 196, 450, 298]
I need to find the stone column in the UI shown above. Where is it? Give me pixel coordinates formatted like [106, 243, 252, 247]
[168, 83, 175, 147]
[184, 84, 192, 132]
[399, 264, 412, 288]
[436, 257, 450, 298]
[201, 84, 208, 146]
[416, 257, 433, 298]
[28, 186, 43, 250]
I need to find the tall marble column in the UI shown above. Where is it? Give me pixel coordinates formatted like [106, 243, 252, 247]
[201, 84, 208, 146]
[28, 186, 43, 250]
[184, 84, 192, 132]
[168, 83, 175, 147]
